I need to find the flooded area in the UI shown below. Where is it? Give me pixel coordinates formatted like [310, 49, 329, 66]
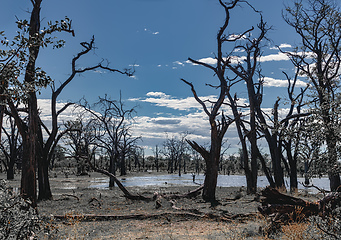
[89, 174, 330, 193]
[2, 172, 330, 194]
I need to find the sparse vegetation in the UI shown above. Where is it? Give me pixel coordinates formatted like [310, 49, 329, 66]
[1, 0, 341, 239]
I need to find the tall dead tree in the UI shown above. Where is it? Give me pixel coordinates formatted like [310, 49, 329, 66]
[223, 14, 273, 192]
[181, 0, 237, 202]
[283, 0, 341, 191]
[3, 0, 74, 206]
[37, 37, 133, 200]
[14, 0, 42, 207]
[278, 70, 309, 192]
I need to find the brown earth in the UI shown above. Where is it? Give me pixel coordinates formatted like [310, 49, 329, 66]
[2, 171, 324, 239]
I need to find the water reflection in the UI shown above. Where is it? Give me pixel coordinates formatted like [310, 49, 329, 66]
[89, 174, 330, 193]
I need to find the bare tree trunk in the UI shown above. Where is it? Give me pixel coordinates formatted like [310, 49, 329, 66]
[178, 154, 181, 177]
[109, 155, 115, 187]
[203, 156, 218, 201]
[326, 132, 341, 191]
[7, 160, 15, 180]
[120, 153, 127, 176]
[21, 92, 39, 207]
[37, 151, 52, 200]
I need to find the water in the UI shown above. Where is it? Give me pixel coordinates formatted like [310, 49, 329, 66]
[89, 174, 330, 193]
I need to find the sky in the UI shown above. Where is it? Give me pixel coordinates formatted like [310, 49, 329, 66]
[1, 0, 311, 156]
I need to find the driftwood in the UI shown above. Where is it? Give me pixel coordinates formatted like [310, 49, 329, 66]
[258, 186, 341, 221]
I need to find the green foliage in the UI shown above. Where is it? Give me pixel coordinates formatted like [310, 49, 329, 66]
[0, 16, 73, 105]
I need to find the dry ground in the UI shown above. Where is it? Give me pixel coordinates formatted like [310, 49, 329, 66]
[2, 171, 325, 239]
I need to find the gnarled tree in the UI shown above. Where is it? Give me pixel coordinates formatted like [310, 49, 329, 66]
[283, 0, 341, 191]
[181, 0, 237, 202]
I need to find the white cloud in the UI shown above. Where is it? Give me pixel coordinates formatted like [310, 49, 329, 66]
[130, 92, 221, 111]
[186, 56, 243, 66]
[259, 52, 290, 62]
[270, 43, 292, 50]
[173, 61, 184, 66]
[263, 77, 307, 88]
[129, 64, 140, 67]
[3, 96, 299, 157]
[195, 57, 216, 65]
[131, 110, 211, 150]
[228, 34, 246, 41]
[146, 92, 168, 98]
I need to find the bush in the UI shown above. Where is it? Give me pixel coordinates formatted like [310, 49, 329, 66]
[0, 180, 39, 239]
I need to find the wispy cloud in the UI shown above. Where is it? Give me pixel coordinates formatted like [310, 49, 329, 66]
[186, 56, 243, 66]
[228, 34, 247, 41]
[259, 52, 290, 62]
[143, 28, 159, 35]
[173, 61, 184, 66]
[263, 77, 307, 88]
[130, 92, 211, 111]
[27, 96, 299, 156]
[129, 64, 140, 67]
[270, 43, 292, 50]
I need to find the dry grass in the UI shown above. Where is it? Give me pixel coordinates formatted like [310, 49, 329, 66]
[37, 218, 268, 239]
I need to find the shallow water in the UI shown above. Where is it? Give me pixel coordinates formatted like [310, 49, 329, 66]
[89, 174, 330, 193]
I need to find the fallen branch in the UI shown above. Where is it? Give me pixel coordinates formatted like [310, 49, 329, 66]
[301, 182, 330, 196]
[87, 156, 204, 202]
[51, 211, 258, 223]
[258, 186, 341, 221]
[163, 185, 204, 200]
[88, 197, 101, 208]
[87, 158, 153, 201]
[55, 194, 80, 202]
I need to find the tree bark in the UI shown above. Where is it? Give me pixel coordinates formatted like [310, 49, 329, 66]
[37, 153, 52, 200]
[7, 161, 15, 180]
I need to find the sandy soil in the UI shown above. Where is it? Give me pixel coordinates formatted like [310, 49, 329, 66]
[1, 171, 324, 239]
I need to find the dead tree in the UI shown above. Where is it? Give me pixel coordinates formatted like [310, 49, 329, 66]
[283, 0, 341, 191]
[79, 94, 136, 186]
[4, 0, 74, 206]
[0, 114, 22, 180]
[37, 37, 133, 200]
[277, 69, 309, 192]
[182, 0, 239, 201]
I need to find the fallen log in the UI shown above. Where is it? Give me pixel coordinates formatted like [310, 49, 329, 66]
[52, 212, 203, 222]
[51, 211, 258, 223]
[258, 186, 341, 221]
[86, 157, 203, 201]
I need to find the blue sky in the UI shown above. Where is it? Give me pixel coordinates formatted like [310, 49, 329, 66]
[2, 0, 308, 155]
